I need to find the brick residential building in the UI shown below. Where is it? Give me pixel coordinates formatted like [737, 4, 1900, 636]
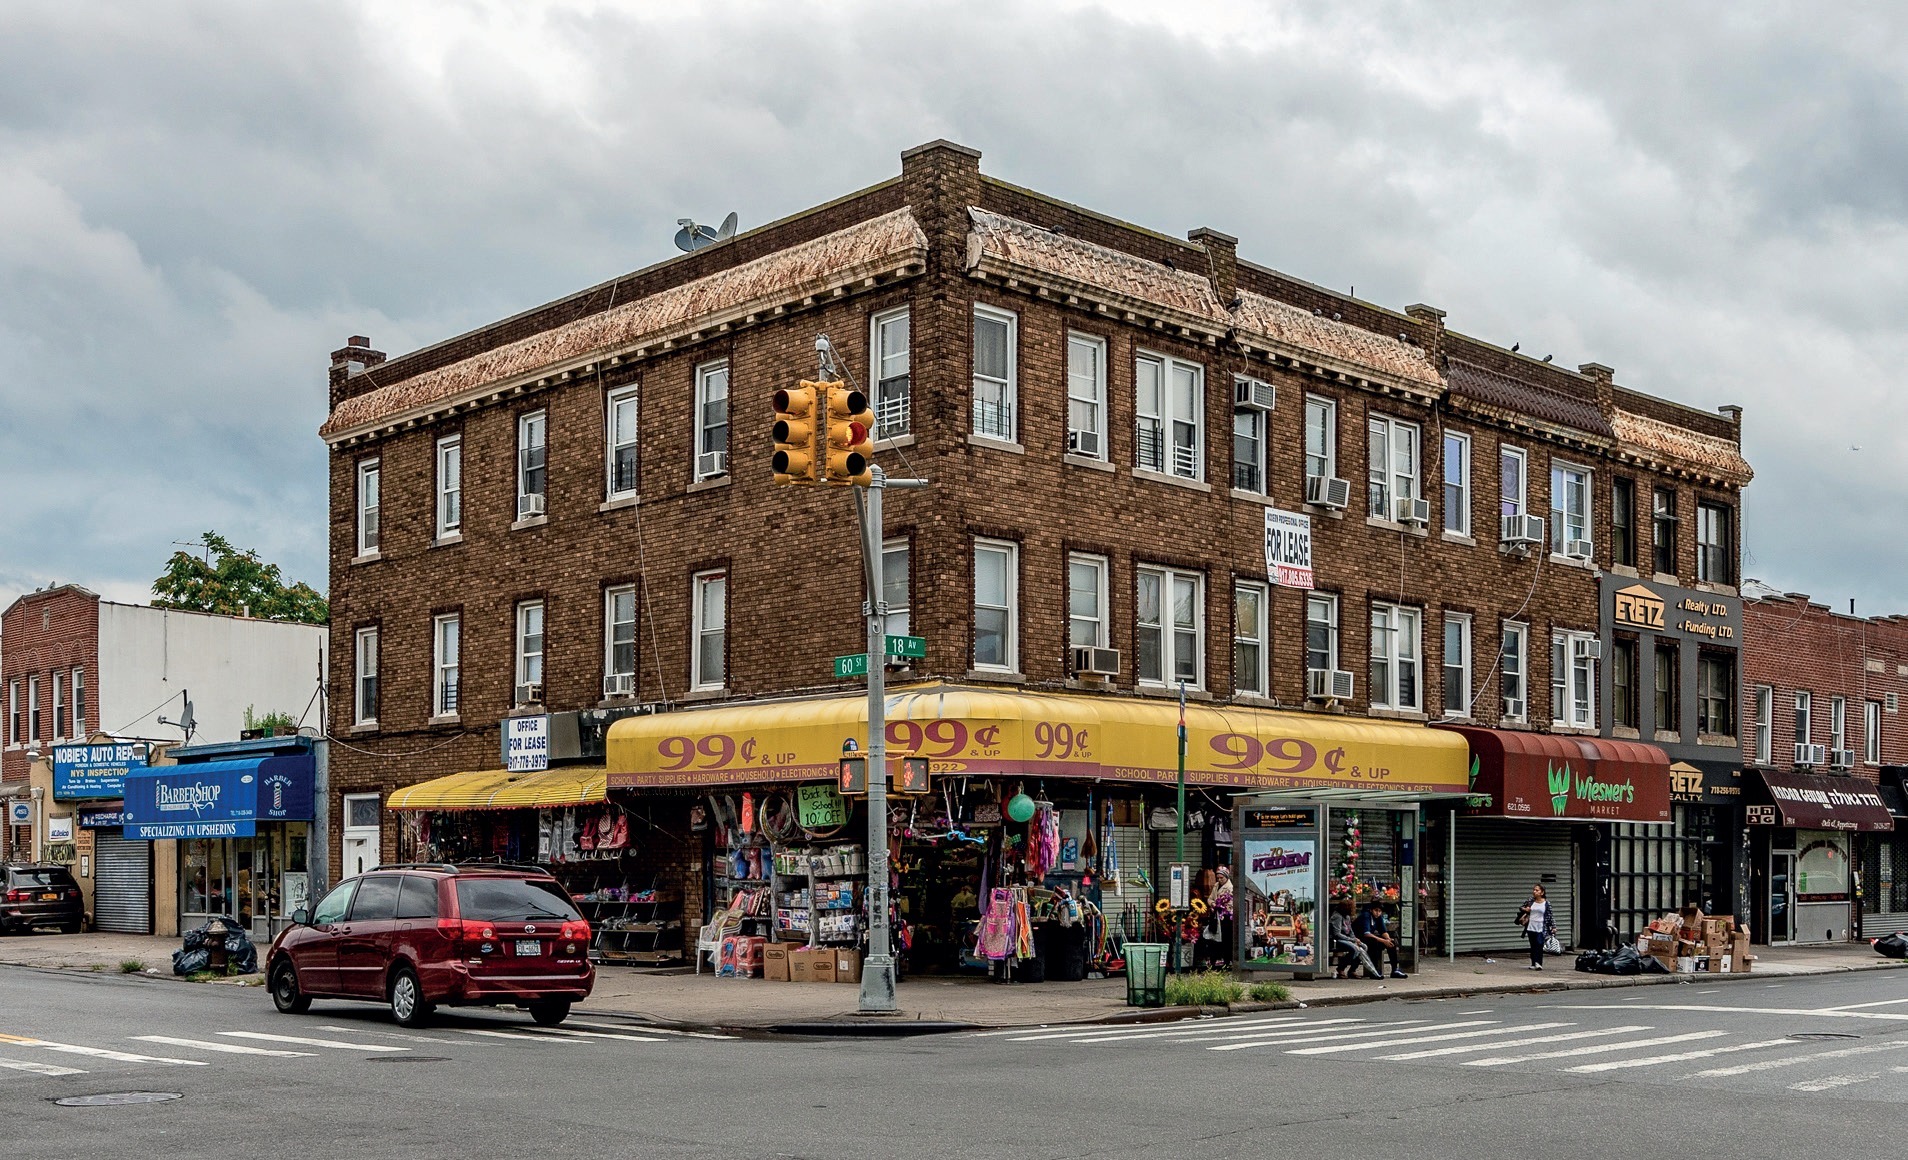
[320, 141, 1751, 969]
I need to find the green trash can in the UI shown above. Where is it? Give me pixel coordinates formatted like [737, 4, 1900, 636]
[1125, 942, 1168, 1008]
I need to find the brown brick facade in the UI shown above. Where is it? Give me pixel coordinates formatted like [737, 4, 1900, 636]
[1741, 595, 1908, 781]
[2, 586, 100, 785]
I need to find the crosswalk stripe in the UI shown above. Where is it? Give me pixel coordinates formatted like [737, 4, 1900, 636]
[971, 1023, 1108, 1038]
[1790, 1072, 1880, 1092]
[1160, 1019, 1370, 1043]
[1545, 1004, 1908, 1023]
[0, 1033, 206, 1067]
[526, 1027, 667, 1044]
[0, 1057, 86, 1076]
[1008, 1015, 1320, 1043]
[316, 1026, 460, 1044]
[454, 1028, 580, 1043]
[1465, 1030, 1725, 1067]
[1381, 1025, 1647, 1061]
[1688, 1040, 1908, 1078]
[1289, 1022, 1561, 1057]
[566, 1020, 736, 1041]
[1210, 1020, 1456, 1053]
[1067, 1018, 1361, 1045]
[1564, 1038, 1796, 1073]
[134, 1036, 315, 1058]
[219, 1032, 405, 1052]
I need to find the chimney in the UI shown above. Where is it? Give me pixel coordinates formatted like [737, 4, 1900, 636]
[1188, 227, 1238, 308]
[328, 335, 387, 410]
[1577, 362, 1616, 417]
[1404, 303, 1447, 371]
[1718, 404, 1743, 438]
[900, 140, 983, 279]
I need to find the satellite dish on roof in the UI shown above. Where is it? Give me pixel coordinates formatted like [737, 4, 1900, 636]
[674, 213, 738, 253]
[717, 212, 738, 240]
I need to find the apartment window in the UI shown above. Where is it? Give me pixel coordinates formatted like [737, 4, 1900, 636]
[694, 362, 729, 479]
[1611, 638, 1638, 730]
[1304, 396, 1337, 485]
[604, 587, 637, 693]
[1652, 487, 1677, 575]
[971, 305, 1017, 442]
[1367, 416, 1421, 520]
[1499, 446, 1527, 520]
[28, 675, 41, 741]
[1550, 462, 1591, 555]
[973, 540, 1018, 672]
[1066, 333, 1106, 459]
[353, 628, 378, 725]
[1137, 566, 1203, 688]
[70, 668, 84, 738]
[1136, 353, 1204, 479]
[871, 308, 911, 439]
[1831, 695, 1848, 755]
[1611, 478, 1635, 568]
[515, 601, 545, 696]
[1755, 686, 1773, 764]
[1234, 582, 1269, 697]
[517, 411, 547, 517]
[1369, 603, 1423, 712]
[356, 459, 380, 555]
[5, 681, 16, 745]
[1653, 642, 1679, 735]
[1232, 405, 1266, 494]
[436, 436, 462, 537]
[882, 540, 911, 641]
[1441, 614, 1471, 716]
[1795, 690, 1812, 744]
[692, 573, 726, 690]
[1697, 502, 1733, 584]
[433, 614, 460, 717]
[1441, 433, 1471, 535]
[1500, 622, 1528, 721]
[1306, 594, 1340, 674]
[1867, 700, 1883, 765]
[51, 673, 64, 740]
[1699, 653, 1736, 737]
[1068, 554, 1108, 650]
[1551, 631, 1598, 729]
[606, 388, 640, 498]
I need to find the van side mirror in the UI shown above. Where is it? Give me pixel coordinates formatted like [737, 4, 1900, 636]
[290, 908, 310, 926]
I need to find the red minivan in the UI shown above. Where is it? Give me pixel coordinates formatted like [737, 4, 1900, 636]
[266, 864, 594, 1027]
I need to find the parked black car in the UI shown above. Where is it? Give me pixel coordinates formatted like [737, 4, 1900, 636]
[0, 864, 84, 934]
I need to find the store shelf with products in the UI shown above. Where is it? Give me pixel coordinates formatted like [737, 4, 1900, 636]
[577, 888, 684, 966]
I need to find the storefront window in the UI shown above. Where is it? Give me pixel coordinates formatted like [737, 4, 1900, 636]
[1795, 834, 1850, 902]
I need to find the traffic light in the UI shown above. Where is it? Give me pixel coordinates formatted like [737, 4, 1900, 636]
[838, 755, 868, 796]
[823, 383, 875, 486]
[772, 382, 820, 484]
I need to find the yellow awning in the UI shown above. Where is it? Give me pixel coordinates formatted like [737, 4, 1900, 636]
[388, 766, 607, 811]
[606, 683, 1469, 794]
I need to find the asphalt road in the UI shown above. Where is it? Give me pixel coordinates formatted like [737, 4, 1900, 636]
[2, 965, 1906, 1159]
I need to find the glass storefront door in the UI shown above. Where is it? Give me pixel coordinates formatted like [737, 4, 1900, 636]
[1769, 851, 1794, 944]
[179, 824, 308, 939]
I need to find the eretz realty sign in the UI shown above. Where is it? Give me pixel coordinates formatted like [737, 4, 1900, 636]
[1604, 577, 1739, 644]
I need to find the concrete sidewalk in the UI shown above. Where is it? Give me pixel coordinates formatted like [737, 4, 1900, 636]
[4, 931, 1902, 1029]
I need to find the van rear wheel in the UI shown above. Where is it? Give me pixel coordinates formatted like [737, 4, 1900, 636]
[389, 967, 433, 1027]
[527, 999, 570, 1027]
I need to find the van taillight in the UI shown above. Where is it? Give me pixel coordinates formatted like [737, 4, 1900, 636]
[559, 921, 590, 942]
[439, 918, 499, 953]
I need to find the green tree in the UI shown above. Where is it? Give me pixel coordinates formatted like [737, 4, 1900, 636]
[151, 532, 328, 625]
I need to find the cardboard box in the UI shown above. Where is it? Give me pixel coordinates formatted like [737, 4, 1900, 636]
[1731, 933, 1752, 973]
[804, 948, 838, 984]
[835, 948, 863, 984]
[1702, 917, 1735, 945]
[763, 944, 791, 981]
[790, 949, 816, 982]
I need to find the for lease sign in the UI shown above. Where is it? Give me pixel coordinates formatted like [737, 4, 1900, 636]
[1263, 507, 1314, 589]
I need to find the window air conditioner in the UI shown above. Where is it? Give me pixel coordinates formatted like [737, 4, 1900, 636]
[697, 451, 729, 478]
[1307, 669, 1355, 701]
[1499, 514, 1545, 546]
[1794, 742, 1826, 767]
[1395, 496, 1431, 526]
[1305, 475, 1351, 510]
[514, 683, 544, 708]
[1565, 539, 1594, 561]
[1503, 696, 1526, 720]
[518, 493, 546, 519]
[1067, 430, 1102, 458]
[1831, 747, 1858, 769]
[1233, 376, 1277, 412]
[603, 673, 635, 698]
[1571, 638, 1603, 662]
[1071, 647, 1121, 677]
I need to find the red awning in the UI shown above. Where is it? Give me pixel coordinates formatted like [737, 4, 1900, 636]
[1751, 769, 1894, 832]
[1436, 726, 1672, 824]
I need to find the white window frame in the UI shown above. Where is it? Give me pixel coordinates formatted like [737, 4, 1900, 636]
[1549, 460, 1593, 555]
[5, 680, 15, 745]
[432, 613, 460, 718]
[870, 308, 911, 440]
[604, 585, 637, 689]
[694, 361, 729, 479]
[1137, 566, 1205, 689]
[1068, 553, 1109, 651]
[1550, 630, 1598, 729]
[70, 667, 83, 739]
[356, 458, 380, 556]
[1442, 431, 1470, 536]
[435, 435, 462, 538]
[606, 386, 640, 499]
[1232, 402, 1267, 495]
[1303, 395, 1337, 486]
[1795, 690, 1812, 745]
[691, 571, 726, 691]
[1500, 446, 1527, 520]
[1867, 699, 1883, 765]
[1066, 332, 1107, 459]
[1366, 415, 1420, 520]
[1135, 351, 1205, 480]
[1832, 695, 1847, 753]
[50, 671, 63, 742]
[515, 600, 545, 692]
[1754, 686, 1773, 764]
[517, 411, 547, 514]
[1442, 613, 1472, 717]
[971, 305, 1018, 443]
[972, 539, 1019, 673]
[26, 676, 39, 742]
[353, 627, 378, 726]
[1306, 593, 1340, 674]
[1501, 621, 1529, 722]
[1369, 602, 1423, 712]
[882, 539, 911, 641]
[1233, 580, 1269, 697]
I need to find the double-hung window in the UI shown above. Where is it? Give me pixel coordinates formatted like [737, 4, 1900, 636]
[1066, 334, 1107, 459]
[1369, 603, 1422, 711]
[51, 672, 64, 741]
[1867, 700, 1883, 765]
[1652, 487, 1677, 575]
[1306, 594, 1340, 675]
[870, 309, 910, 439]
[356, 459, 380, 555]
[70, 668, 83, 738]
[972, 540, 1018, 672]
[1068, 554, 1108, 651]
[1137, 566, 1203, 688]
[1832, 696, 1848, 756]
[1697, 502, 1733, 584]
[26, 676, 39, 741]
[606, 387, 640, 499]
[1754, 686, 1774, 764]
[353, 628, 378, 725]
[1499, 446, 1527, 520]
[435, 436, 462, 537]
[1653, 642, 1679, 735]
[1612, 639, 1638, 730]
[1551, 630, 1597, 729]
[883, 540, 911, 641]
[1699, 653, 1736, 738]
[1234, 581, 1268, 696]
[692, 572, 726, 690]
[1794, 690, 1813, 747]
[1611, 478, 1635, 567]
[604, 586, 637, 696]
[1550, 461, 1591, 555]
[1304, 396, 1337, 486]
[972, 306, 1017, 442]
[694, 362, 729, 479]
[1135, 353, 1204, 480]
[1442, 433, 1471, 535]
[1232, 402, 1266, 494]
[1367, 416, 1420, 520]
[433, 613, 460, 717]
[6, 680, 17, 745]
[1441, 613, 1471, 716]
[1500, 622, 1528, 721]
[515, 601, 545, 701]
[517, 411, 547, 518]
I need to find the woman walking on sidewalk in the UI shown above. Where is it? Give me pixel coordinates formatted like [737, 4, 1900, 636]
[1518, 884, 1556, 970]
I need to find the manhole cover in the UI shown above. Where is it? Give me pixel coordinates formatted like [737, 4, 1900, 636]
[1789, 1032, 1860, 1041]
[364, 1056, 449, 1063]
[53, 1092, 183, 1107]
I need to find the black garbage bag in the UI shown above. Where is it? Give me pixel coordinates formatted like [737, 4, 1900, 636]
[1607, 946, 1645, 976]
[224, 929, 258, 974]
[172, 947, 211, 976]
[181, 927, 207, 952]
[1573, 950, 1607, 973]
[1874, 932, 1908, 959]
[1638, 951, 1670, 974]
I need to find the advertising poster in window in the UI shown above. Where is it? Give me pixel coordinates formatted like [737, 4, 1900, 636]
[1238, 808, 1319, 972]
[1263, 507, 1314, 589]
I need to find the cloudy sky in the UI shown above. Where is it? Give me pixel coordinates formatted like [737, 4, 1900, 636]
[3, 1, 1904, 614]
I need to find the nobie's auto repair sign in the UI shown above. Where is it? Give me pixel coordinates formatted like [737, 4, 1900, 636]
[1263, 508, 1314, 589]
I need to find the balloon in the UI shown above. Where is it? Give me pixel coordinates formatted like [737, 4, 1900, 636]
[1006, 793, 1037, 823]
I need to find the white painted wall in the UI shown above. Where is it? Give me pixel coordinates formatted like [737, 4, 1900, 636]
[95, 604, 327, 743]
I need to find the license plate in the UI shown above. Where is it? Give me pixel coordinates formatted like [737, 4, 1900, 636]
[515, 939, 541, 957]
[38, 893, 57, 902]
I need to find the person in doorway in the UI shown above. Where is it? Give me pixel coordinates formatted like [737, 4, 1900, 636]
[1328, 899, 1381, 979]
[1518, 884, 1556, 969]
[1355, 899, 1405, 978]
